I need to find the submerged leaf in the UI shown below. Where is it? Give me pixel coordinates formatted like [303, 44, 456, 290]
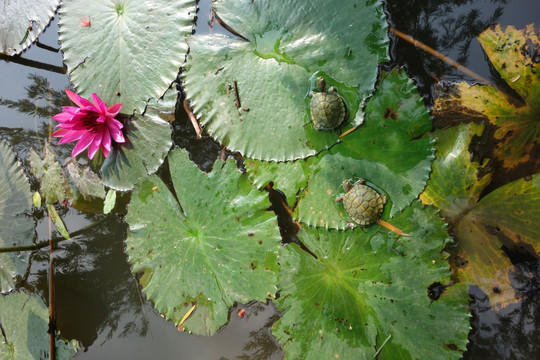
[183, 0, 389, 161]
[0, 292, 79, 359]
[28, 143, 68, 203]
[273, 202, 470, 359]
[433, 24, 540, 168]
[125, 148, 281, 335]
[0, 141, 34, 293]
[59, 0, 196, 114]
[65, 157, 105, 199]
[421, 123, 539, 307]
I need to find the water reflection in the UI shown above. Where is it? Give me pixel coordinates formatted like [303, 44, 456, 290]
[385, 0, 508, 95]
[465, 259, 540, 359]
[25, 214, 147, 350]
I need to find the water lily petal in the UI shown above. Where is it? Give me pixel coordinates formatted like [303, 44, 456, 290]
[107, 103, 122, 116]
[53, 112, 75, 122]
[87, 132, 103, 159]
[58, 130, 85, 144]
[72, 132, 96, 157]
[91, 93, 108, 114]
[109, 123, 125, 143]
[102, 128, 112, 152]
[52, 128, 70, 137]
[66, 89, 93, 108]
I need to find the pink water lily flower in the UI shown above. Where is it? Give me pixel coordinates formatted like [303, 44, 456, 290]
[53, 89, 125, 159]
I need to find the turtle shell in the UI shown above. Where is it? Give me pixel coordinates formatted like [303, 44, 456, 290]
[310, 89, 346, 130]
[341, 182, 386, 226]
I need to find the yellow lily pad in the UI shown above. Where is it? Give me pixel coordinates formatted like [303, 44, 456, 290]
[433, 24, 539, 168]
[421, 123, 540, 308]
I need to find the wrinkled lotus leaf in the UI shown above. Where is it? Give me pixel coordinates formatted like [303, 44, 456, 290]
[295, 69, 434, 229]
[182, 0, 389, 161]
[59, 0, 196, 114]
[0, 0, 60, 55]
[125, 148, 281, 335]
[0, 141, 34, 293]
[273, 202, 471, 359]
[421, 123, 539, 307]
[0, 292, 79, 359]
[433, 24, 539, 168]
[28, 143, 68, 204]
[100, 87, 175, 191]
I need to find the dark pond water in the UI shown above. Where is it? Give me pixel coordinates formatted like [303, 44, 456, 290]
[1, 0, 538, 359]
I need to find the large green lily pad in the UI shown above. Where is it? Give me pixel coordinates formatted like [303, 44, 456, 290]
[125, 148, 281, 335]
[433, 24, 539, 169]
[273, 202, 471, 359]
[0, 141, 34, 293]
[421, 123, 540, 307]
[59, 0, 196, 114]
[294, 69, 434, 229]
[182, 0, 389, 161]
[0, 0, 60, 55]
[0, 292, 79, 359]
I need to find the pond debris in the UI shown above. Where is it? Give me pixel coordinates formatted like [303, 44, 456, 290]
[338, 125, 358, 138]
[378, 219, 410, 237]
[177, 304, 197, 331]
[183, 99, 202, 138]
[373, 334, 392, 358]
[390, 27, 490, 85]
[233, 80, 241, 108]
[237, 308, 246, 318]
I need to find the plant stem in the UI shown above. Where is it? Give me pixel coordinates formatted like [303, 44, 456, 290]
[0, 216, 107, 253]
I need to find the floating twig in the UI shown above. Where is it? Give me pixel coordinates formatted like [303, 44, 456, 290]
[389, 27, 490, 84]
[183, 99, 202, 138]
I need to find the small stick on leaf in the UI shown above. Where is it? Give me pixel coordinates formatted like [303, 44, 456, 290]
[178, 304, 197, 330]
[183, 100, 202, 139]
[378, 219, 410, 237]
[221, 147, 227, 161]
[233, 80, 241, 108]
[339, 126, 358, 138]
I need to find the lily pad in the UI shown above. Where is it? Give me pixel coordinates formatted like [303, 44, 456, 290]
[0, 141, 34, 293]
[100, 87, 175, 191]
[0, 292, 79, 359]
[0, 0, 60, 55]
[59, 0, 196, 114]
[182, 0, 389, 161]
[125, 148, 281, 335]
[421, 123, 540, 307]
[295, 69, 434, 229]
[273, 202, 471, 359]
[433, 24, 540, 168]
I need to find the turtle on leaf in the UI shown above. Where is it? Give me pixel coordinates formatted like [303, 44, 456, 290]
[310, 76, 347, 130]
[337, 179, 410, 236]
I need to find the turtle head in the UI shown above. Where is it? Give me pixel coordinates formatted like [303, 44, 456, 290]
[342, 180, 353, 193]
[316, 76, 326, 92]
